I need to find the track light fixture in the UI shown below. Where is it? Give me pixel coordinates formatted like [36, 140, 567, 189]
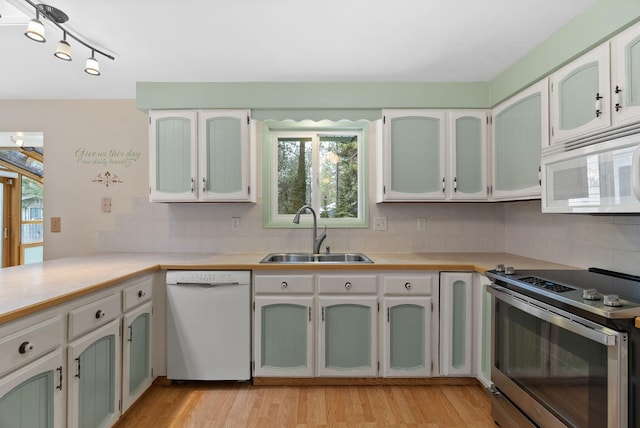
[19, 1, 114, 75]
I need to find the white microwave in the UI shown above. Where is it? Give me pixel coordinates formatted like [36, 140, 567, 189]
[542, 135, 640, 213]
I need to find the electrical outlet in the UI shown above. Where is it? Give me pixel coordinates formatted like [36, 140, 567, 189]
[101, 197, 112, 213]
[231, 217, 241, 231]
[51, 217, 61, 233]
[373, 216, 387, 231]
[417, 217, 427, 231]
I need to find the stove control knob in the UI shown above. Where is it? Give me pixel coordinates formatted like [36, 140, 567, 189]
[582, 289, 600, 300]
[496, 264, 505, 272]
[603, 294, 623, 307]
[505, 266, 516, 275]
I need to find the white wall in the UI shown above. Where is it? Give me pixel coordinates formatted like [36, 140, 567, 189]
[0, 100, 149, 259]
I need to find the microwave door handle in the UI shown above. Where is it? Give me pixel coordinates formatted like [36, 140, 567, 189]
[633, 145, 640, 201]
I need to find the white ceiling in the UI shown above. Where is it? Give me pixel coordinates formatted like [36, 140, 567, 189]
[0, 0, 597, 100]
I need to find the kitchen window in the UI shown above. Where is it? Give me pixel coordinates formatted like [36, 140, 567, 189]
[262, 120, 369, 228]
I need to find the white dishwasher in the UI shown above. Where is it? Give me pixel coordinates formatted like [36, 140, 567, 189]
[166, 270, 251, 381]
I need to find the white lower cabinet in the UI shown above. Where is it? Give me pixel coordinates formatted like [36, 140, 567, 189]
[439, 272, 473, 376]
[381, 273, 437, 378]
[254, 295, 314, 377]
[67, 318, 121, 428]
[0, 349, 65, 428]
[122, 301, 153, 412]
[473, 274, 492, 387]
[382, 297, 432, 377]
[317, 296, 378, 377]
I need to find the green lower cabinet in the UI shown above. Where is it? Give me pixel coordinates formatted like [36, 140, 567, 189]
[440, 272, 473, 376]
[382, 297, 432, 377]
[318, 296, 377, 377]
[122, 302, 153, 412]
[253, 296, 314, 377]
[68, 319, 121, 428]
[0, 350, 64, 428]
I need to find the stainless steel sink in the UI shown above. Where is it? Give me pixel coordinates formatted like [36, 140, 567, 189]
[260, 252, 373, 264]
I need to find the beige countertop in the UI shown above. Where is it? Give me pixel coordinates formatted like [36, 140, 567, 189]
[0, 252, 575, 324]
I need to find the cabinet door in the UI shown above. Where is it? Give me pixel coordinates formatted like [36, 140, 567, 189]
[382, 297, 431, 377]
[440, 273, 473, 376]
[254, 296, 314, 377]
[473, 276, 492, 387]
[550, 44, 611, 143]
[449, 111, 488, 200]
[198, 110, 252, 201]
[68, 319, 121, 428]
[492, 80, 547, 200]
[612, 21, 640, 127]
[381, 110, 446, 200]
[317, 296, 377, 377]
[122, 302, 152, 412]
[0, 350, 64, 428]
[149, 110, 198, 202]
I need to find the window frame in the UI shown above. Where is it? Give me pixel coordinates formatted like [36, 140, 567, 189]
[262, 119, 369, 229]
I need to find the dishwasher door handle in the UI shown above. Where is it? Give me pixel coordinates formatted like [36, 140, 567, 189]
[175, 282, 241, 287]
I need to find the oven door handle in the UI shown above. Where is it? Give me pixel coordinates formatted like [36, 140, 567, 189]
[489, 284, 621, 347]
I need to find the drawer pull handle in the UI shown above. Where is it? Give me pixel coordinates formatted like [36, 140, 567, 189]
[138, 290, 146, 298]
[281, 281, 288, 289]
[345, 281, 352, 289]
[95, 310, 106, 319]
[405, 282, 412, 290]
[18, 341, 34, 354]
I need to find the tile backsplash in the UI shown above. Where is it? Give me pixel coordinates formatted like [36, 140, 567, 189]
[504, 200, 640, 275]
[98, 198, 640, 274]
[98, 198, 505, 255]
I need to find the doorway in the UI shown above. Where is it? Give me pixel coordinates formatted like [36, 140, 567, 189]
[0, 132, 43, 267]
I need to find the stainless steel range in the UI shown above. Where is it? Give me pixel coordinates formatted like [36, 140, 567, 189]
[486, 266, 640, 428]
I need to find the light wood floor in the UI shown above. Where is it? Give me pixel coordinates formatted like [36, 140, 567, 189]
[114, 381, 496, 427]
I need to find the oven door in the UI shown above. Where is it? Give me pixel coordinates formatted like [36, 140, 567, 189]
[489, 284, 628, 428]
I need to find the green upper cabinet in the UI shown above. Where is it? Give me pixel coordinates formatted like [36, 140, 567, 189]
[550, 44, 611, 144]
[611, 21, 640, 127]
[379, 110, 446, 201]
[378, 109, 488, 202]
[448, 111, 488, 200]
[149, 109, 255, 202]
[492, 79, 547, 200]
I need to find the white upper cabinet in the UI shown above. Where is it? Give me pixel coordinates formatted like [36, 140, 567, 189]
[149, 109, 255, 202]
[379, 109, 488, 202]
[491, 79, 548, 200]
[611, 21, 640, 127]
[448, 111, 488, 200]
[550, 44, 611, 144]
[380, 110, 447, 201]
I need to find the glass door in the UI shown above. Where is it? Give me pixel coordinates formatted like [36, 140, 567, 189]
[491, 288, 627, 428]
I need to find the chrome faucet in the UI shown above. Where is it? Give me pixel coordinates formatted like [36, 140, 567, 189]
[293, 204, 327, 254]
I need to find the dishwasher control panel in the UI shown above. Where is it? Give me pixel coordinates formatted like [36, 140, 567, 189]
[166, 270, 251, 285]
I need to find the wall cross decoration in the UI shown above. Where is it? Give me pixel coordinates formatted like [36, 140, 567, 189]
[92, 171, 123, 187]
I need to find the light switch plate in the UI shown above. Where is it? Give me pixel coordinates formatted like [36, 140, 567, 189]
[231, 217, 240, 231]
[51, 217, 61, 233]
[101, 197, 112, 213]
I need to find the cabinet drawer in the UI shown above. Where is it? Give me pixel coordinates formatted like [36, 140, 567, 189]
[0, 316, 63, 376]
[123, 277, 153, 311]
[383, 274, 434, 295]
[68, 293, 121, 340]
[254, 275, 313, 293]
[317, 274, 377, 294]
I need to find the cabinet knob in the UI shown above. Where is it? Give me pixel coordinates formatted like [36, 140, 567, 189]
[95, 309, 106, 319]
[18, 341, 34, 354]
[344, 281, 352, 289]
[281, 281, 288, 289]
[138, 290, 146, 298]
[405, 282, 412, 290]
